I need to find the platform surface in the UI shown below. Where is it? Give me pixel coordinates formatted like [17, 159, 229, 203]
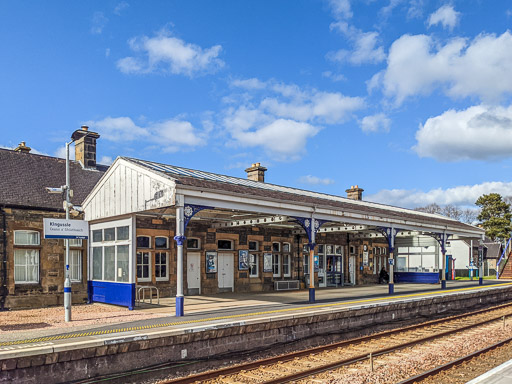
[1, 280, 511, 360]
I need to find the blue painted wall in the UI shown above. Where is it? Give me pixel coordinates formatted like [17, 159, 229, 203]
[88, 281, 135, 310]
[394, 272, 439, 284]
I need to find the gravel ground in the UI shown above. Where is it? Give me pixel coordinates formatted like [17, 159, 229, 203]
[0, 303, 167, 342]
[309, 322, 512, 384]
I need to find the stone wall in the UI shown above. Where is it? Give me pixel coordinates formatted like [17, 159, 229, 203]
[4, 208, 89, 309]
[2, 285, 511, 383]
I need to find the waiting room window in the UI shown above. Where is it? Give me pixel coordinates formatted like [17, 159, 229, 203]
[273, 254, 281, 277]
[68, 239, 82, 247]
[350, 245, 356, 254]
[155, 252, 168, 281]
[249, 254, 259, 277]
[90, 219, 132, 283]
[304, 254, 310, 274]
[187, 238, 200, 249]
[137, 251, 151, 282]
[137, 236, 151, 248]
[155, 236, 169, 249]
[282, 243, 291, 253]
[217, 239, 233, 250]
[283, 254, 291, 277]
[249, 241, 259, 251]
[272, 242, 280, 252]
[14, 230, 40, 284]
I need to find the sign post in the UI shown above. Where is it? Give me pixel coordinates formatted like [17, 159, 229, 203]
[44, 218, 88, 322]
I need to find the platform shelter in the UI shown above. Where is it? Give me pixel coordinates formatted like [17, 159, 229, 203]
[82, 157, 485, 315]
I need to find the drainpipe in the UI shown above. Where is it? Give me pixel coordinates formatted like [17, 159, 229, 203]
[0, 206, 7, 311]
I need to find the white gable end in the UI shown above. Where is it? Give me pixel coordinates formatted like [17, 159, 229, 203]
[83, 158, 176, 221]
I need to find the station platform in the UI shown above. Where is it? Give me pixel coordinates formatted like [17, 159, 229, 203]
[1, 280, 509, 347]
[2, 280, 512, 383]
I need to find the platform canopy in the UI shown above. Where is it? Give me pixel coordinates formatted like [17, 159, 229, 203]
[82, 157, 484, 240]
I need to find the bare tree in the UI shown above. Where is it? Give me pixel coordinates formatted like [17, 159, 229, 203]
[442, 204, 462, 221]
[414, 203, 442, 215]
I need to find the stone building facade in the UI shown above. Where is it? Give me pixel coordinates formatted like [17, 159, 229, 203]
[0, 128, 105, 309]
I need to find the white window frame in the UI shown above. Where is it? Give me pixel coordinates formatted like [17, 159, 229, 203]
[136, 251, 152, 282]
[217, 239, 233, 250]
[303, 254, 310, 274]
[350, 245, 356, 254]
[272, 253, 281, 277]
[272, 242, 280, 252]
[137, 235, 151, 249]
[155, 251, 169, 281]
[14, 230, 40, 246]
[69, 249, 82, 282]
[283, 254, 291, 277]
[14, 249, 39, 284]
[282, 242, 291, 253]
[249, 253, 259, 278]
[89, 218, 133, 283]
[69, 239, 83, 247]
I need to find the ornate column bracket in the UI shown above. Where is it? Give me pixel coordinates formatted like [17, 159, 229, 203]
[173, 235, 186, 246]
[375, 226, 401, 252]
[183, 204, 214, 232]
[426, 232, 452, 254]
[293, 217, 328, 249]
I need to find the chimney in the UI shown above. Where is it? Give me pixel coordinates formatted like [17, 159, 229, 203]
[14, 141, 31, 153]
[71, 125, 100, 169]
[346, 185, 364, 200]
[245, 162, 267, 182]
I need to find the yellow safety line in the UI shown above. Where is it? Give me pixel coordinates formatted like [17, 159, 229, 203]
[2, 282, 511, 348]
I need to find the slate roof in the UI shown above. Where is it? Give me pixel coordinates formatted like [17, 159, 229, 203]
[125, 157, 483, 234]
[0, 148, 106, 211]
[483, 242, 503, 258]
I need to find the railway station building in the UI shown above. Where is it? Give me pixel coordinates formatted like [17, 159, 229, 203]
[0, 126, 486, 311]
[81, 154, 485, 313]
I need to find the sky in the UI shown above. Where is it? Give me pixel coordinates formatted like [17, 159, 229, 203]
[1, 0, 512, 210]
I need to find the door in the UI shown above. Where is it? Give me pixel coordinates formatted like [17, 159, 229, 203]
[349, 255, 356, 285]
[218, 253, 234, 291]
[187, 252, 201, 295]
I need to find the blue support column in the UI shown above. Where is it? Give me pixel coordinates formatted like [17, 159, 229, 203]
[174, 203, 214, 317]
[377, 226, 400, 295]
[293, 216, 327, 304]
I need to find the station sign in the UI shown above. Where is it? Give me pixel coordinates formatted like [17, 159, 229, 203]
[43, 218, 89, 239]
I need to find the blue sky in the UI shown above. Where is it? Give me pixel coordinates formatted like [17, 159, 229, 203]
[1, 0, 512, 209]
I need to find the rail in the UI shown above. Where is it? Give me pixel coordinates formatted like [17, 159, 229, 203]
[136, 285, 159, 305]
[496, 237, 511, 279]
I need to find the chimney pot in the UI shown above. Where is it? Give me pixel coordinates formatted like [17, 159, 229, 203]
[14, 141, 31, 153]
[245, 162, 267, 182]
[72, 126, 100, 169]
[346, 185, 364, 201]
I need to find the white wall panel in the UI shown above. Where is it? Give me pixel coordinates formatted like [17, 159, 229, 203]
[84, 159, 176, 221]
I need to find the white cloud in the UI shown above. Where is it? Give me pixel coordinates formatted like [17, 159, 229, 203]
[114, 2, 129, 16]
[299, 175, 335, 185]
[322, 71, 346, 82]
[367, 181, 512, 209]
[360, 113, 391, 133]
[328, 0, 352, 20]
[224, 78, 364, 159]
[229, 119, 319, 161]
[414, 104, 512, 161]
[428, 5, 460, 31]
[117, 30, 224, 77]
[55, 146, 75, 160]
[85, 116, 206, 152]
[374, 31, 512, 104]
[91, 12, 108, 35]
[329, 22, 385, 65]
[99, 156, 113, 165]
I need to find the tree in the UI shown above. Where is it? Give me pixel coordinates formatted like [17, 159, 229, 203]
[475, 193, 512, 241]
[415, 203, 442, 215]
[414, 203, 478, 224]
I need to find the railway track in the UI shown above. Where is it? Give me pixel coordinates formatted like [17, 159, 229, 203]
[162, 302, 512, 384]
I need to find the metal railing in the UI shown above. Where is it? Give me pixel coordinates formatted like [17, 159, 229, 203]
[496, 238, 512, 279]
